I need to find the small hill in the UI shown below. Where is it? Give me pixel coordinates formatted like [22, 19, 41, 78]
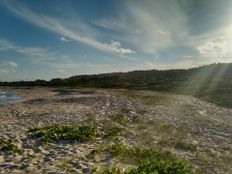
[1, 63, 232, 108]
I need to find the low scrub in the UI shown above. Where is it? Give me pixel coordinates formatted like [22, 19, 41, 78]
[103, 144, 191, 173]
[28, 124, 99, 143]
[109, 144, 177, 164]
[101, 160, 190, 174]
[128, 159, 190, 174]
[103, 125, 122, 139]
[29, 124, 122, 143]
[110, 114, 128, 123]
[159, 139, 197, 152]
[0, 138, 23, 154]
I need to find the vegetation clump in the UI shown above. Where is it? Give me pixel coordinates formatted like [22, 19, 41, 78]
[0, 138, 23, 154]
[28, 124, 99, 143]
[110, 114, 128, 124]
[128, 159, 190, 174]
[108, 144, 176, 164]
[103, 125, 122, 139]
[158, 139, 197, 152]
[101, 159, 190, 174]
[102, 143, 191, 174]
[29, 124, 122, 143]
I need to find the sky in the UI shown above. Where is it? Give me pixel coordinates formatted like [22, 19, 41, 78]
[1, 0, 232, 81]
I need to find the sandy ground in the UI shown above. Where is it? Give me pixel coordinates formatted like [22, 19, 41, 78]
[0, 87, 232, 174]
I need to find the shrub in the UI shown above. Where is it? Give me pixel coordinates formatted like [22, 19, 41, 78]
[99, 160, 190, 174]
[0, 138, 23, 154]
[102, 168, 122, 174]
[108, 143, 127, 156]
[110, 114, 128, 123]
[128, 159, 190, 174]
[175, 141, 197, 151]
[28, 124, 99, 143]
[108, 144, 176, 164]
[104, 125, 122, 138]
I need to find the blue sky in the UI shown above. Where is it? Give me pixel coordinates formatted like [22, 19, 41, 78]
[1, 0, 232, 81]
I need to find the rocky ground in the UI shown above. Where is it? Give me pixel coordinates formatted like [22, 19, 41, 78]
[0, 87, 232, 174]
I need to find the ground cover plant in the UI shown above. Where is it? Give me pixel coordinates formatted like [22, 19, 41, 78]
[99, 143, 191, 174]
[0, 138, 23, 154]
[28, 124, 100, 143]
[28, 124, 122, 143]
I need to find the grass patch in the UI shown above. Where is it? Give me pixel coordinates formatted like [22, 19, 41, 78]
[175, 141, 197, 151]
[103, 125, 122, 139]
[104, 143, 191, 173]
[159, 138, 197, 152]
[108, 143, 177, 164]
[121, 108, 132, 113]
[110, 114, 128, 124]
[101, 168, 122, 174]
[58, 159, 76, 173]
[28, 124, 99, 143]
[0, 138, 23, 154]
[100, 159, 190, 174]
[128, 159, 190, 174]
[29, 124, 122, 143]
[127, 94, 171, 106]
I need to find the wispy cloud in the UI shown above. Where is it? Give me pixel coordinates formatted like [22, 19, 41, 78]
[0, 61, 18, 74]
[0, 38, 59, 61]
[0, 39, 18, 51]
[3, 1, 135, 55]
[93, 1, 189, 54]
[194, 23, 232, 63]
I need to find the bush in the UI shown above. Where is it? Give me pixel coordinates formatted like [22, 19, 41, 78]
[0, 138, 23, 154]
[109, 143, 127, 156]
[104, 144, 191, 173]
[128, 159, 190, 174]
[102, 168, 122, 174]
[104, 125, 122, 138]
[108, 144, 176, 164]
[28, 124, 99, 143]
[110, 114, 128, 123]
[99, 160, 190, 174]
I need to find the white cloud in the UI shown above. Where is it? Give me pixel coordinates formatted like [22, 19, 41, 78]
[57, 69, 65, 73]
[107, 41, 135, 54]
[127, 1, 189, 53]
[0, 38, 60, 61]
[8, 61, 18, 68]
[0, 39, 18, 51]
[0, 69, 8, 74]
[0, 61, 18, 74]
[94, 0, 189, 54]
[17, 47, 56, 60]
[60, 37, 69, 42]
[93, 18, 117, 30]
[158, 30, 171, 36]
[4, 2, 134, 55]
[195, 24, 232, 63]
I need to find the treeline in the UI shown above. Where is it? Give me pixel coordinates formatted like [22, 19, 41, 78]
[1, 63, 232, 108]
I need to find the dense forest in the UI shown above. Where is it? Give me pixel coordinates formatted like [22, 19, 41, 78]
[1, 63, 232, 108]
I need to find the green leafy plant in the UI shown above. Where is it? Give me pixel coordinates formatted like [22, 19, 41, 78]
[104, 125, 122, 138]
[109, 144, 176, 164]
[99, 160, 190, 174]
[110, 114, 128, 123]
[28, 124, 99, 143]
[102, 168, 122, 174]
[0, 138, 23, 154]
[128, 159, 190, 174]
